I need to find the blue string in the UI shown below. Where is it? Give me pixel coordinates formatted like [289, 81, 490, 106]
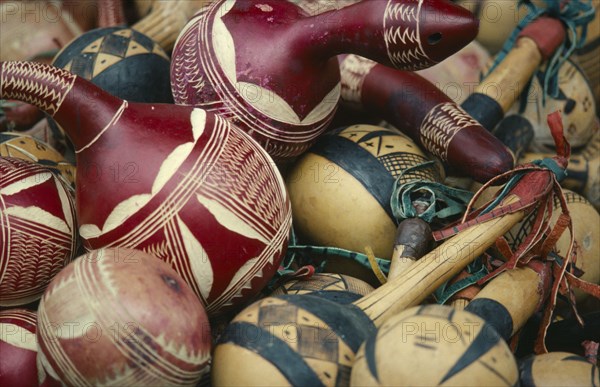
[482, 0, 596, 105]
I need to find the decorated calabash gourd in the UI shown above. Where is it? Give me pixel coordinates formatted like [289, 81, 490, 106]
[0, 60, 292, 317]
[519, 352, 600, 386]
[350, 305, 519, 386]
[504, 190, 600, 305]
[0, 157, 77, 307]
[0, 132, 76, 188]
[511, 59, 597, 153]
[212, 112, 574, 386]
[271, 272, 374, 304]
[212, 161, 555, 386]
[170, 0, 479, 161]
[461, 16, 566, 132]
[338, 54, 514, 183]
[0, 308, 38, 387]
[51, 26, 173, 103]
[36, 248, 211, 386]
[51, 0, 203, 103]
[287, 124, 443, 260]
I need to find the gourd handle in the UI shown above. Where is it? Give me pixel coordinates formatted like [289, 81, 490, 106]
[302, 0, 479, 70]
[462, 17, 566, 130]
[0, 61, 122, 151]
[98, 0, 126, 28]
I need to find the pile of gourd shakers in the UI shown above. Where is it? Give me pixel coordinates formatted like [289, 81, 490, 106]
[1, 0, 599, 386]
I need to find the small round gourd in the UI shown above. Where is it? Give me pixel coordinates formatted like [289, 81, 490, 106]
[287, 124, 443, 260]
[513, 60, 596, 152]
[36, 248, 211, 386]
[505, 190, 599, 304]
[0, 308, 38, 387]
[0, 157, 77, 307]
[52, 26, 173, 103]
[351, 304, 519, 386]
[519, 352, 599, 387]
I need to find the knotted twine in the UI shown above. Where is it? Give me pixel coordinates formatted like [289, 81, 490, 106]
[433, 111, 600, 353]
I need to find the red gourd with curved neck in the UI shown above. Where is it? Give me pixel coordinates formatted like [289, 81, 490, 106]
[170, 0, 479, 161]
[338, 54, 515, 182]
[0, 60, 292, 317]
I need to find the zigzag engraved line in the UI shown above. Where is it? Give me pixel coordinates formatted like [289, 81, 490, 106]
[383, 0, 430, 69]
[420, 102, 479, 160]
[1, 62, 76, 116]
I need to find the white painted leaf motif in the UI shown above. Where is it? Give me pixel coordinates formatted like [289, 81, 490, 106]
[4, 206, 69, 234]
[196, 194, 268, 244]
[222, 256, 260, 296]
[0, 172, 52, 195]
[177, 216, 213, 300]
[0, 323, 37, 351]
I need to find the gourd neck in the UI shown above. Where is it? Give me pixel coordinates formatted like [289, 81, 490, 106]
[98, 0, 126, 28]
[296, 0, 478, 70]
[0, 61, 123, 152]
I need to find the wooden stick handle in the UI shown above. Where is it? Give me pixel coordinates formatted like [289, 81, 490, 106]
[462, 16, 566, 130]
[354, 197, 526, 326]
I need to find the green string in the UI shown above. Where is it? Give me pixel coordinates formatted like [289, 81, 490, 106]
[286, 245, 390, 275]
[482, 0, 596, 106]
[434, 258, 489, 305]
[274, 226, 390, 287]
[533, 157, 568, 182]
[390, 161, 474, 224]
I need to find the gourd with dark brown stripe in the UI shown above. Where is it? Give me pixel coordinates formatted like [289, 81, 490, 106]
[287, 124, 443, 261]
[50, 0, 202, 103]
[350, 305, 519, 386]
[504, 190, 600, 305]
[270, 273, 374, 304]
[212, 183, 535, 386]
[519, 352, 599, 387]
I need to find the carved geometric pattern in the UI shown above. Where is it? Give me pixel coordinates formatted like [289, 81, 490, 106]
[419, 102, 480, 161]
[0, 157, 77, 306]
[37, 251, 210, 386]
[339, 55, 377, 104]
[171, 1, 336, 160]
[234, 297, 356, 386]
[91, 112, 291, 315]
[383, 0, 431, 70]
[62, 29, 169, 79]
[1, 61, 76, 116]
[378, 152, 439, 183]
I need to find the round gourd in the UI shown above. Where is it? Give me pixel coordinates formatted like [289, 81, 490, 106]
[287, 124, 443, 259]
